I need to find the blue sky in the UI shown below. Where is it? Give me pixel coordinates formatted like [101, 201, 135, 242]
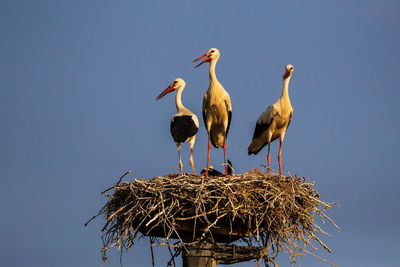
[0, 1, 399, 266]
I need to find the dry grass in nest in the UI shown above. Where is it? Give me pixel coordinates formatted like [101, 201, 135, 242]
[87, 171, 339, 266]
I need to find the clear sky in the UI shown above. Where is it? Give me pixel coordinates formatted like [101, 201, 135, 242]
[1, 1, 399, 266]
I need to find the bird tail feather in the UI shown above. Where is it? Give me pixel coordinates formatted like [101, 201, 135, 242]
[211, 132, 224, 148]
[248, 139, 264, 155]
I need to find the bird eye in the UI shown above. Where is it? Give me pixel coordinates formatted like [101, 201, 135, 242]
[210, 50, 214, 53]
[173, 81, 177, 84]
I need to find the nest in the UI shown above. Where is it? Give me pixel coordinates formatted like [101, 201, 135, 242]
[88, 171, 339, 266]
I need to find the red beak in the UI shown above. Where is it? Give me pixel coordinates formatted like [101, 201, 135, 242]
[156, 85, 175, 101]
[192, 53, 211, 68]
[282, 70, 291, 81]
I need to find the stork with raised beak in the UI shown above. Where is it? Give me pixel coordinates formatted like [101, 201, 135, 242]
[193, 48, 232, 178]
[248, 64, 294, 175]
[156, 78, 199, 175]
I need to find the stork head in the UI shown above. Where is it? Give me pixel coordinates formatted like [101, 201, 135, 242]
[156, 78, 186, 101]
[282, 64, 294, 81]
[192, 48, 220, 68]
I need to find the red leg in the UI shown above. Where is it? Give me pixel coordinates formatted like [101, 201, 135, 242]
[178, 145, 183, 175]
[278, 140, 283, 175]
[190, 147, 196, 175]
[223, 131, 228, 177]
[267, 142, 271, 174]
[206, 131, 211, 178]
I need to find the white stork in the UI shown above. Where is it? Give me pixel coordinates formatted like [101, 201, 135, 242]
[193, 48, 232, 178]
[200, 159, 234, 177]
[156, 78, 199, 175]
[248, 64, 294, 175]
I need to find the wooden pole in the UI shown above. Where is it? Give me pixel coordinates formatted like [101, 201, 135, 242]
[181, 240, 265, 266]
[182, 241, 217, 267]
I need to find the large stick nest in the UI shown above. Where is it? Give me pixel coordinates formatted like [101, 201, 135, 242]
[90, 171, 339, 266]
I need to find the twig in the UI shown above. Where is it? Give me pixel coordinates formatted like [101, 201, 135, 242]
[304, 249, 340, 267]
[84, 215, 96, 227]
[101, 171, 133, 195]
[150, 237, 155, 267]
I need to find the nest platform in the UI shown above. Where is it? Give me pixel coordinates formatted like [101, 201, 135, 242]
[90, 171, 339, 265]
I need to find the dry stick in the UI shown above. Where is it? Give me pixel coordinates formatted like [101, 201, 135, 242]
[150, 237, 155, 267]
[255, 237, 275, 267]
[119, 248, 124, 267]
[158, 191, 186, 247]
[84, 215, 96, 227]
[166, 239, 176, 267]
[166, 247, 181, 267]
[304, 250, 339, 267]
[101, 171, 133, 195]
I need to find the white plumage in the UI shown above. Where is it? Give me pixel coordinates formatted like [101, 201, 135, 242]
[248, 64, 294, 175]
[156, 78, 199, 175]
[193, 48, 232, 177]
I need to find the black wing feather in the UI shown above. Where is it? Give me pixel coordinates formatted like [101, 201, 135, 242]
[252, 118, 272, 140]
[202, 109, 208, 132]
[226, 110, 232, 138]
[286, 111, 293, 129]
[170, 115, 198, 143]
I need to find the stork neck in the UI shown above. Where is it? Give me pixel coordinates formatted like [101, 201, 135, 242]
[175, 87, 185, 112]
[281, 76, 291, 99]
[208, 60, 219, 86]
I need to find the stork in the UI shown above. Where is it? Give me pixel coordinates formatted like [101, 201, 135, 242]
[156, 78, 199, 175]
[200, 159, 234, 177]
[193, 48, 232, 178]
[248, 64, 294, 175]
